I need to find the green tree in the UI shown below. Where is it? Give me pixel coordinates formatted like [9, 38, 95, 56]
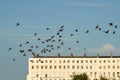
[72, 73, 89, 80]
[100, 76, 108, 80]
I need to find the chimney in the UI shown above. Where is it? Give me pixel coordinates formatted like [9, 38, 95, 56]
[83, 53, 86, 58]
[70, 53, 73, 58]
[58, 53, 61, 57]
[97, 54, 99, 58]
[110, 52, 112, 58]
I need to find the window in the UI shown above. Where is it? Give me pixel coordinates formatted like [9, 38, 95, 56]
[67, 66, 70, 69]
[59, 60, 61, 63]
[86, 60, 88, 63]
[63, 60, 66, 63]
[99, 66, 102, 69]
[86, 66, 88, 69]
[99, 60, 101, 63]
[94, 60, 96, 63]
[32, 66, 34, 69]
[50, 60, 52, 63]
[90, 60, 92, 63]
[67, 60, 70, 63]
[77, 60, 79, 63]
[72, 60, 75, 63]
[64, 65, 66, 69]
[45, 60, 47, 63]
[77, 66, 79, 69]
[113, 60, 115, 63]
[108, 66, 110, 69]
[59, 66, 61, 69]
[50, 65, 52, 69]
[90, 66, 92, 69]
[81, 66, 83, 69]
[104, 60, 106, 63]
[117, 66, 119, 69]
[54, 66, 57, 69]
[45, 66, 47, 69]
[36, 60, 39, 63]
[81, 60, 83, 63]
[36, 74, 39, 77]
[104, 66, 106, 69]
[72, 66, 75, 69]
[113, 66, 115, 69]
[41, 66, 43, 69]
[108, 60, 110, 63]
[36, 66, 39, 69]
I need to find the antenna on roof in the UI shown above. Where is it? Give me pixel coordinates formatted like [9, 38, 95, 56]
[70, 53, 73, 58]
[110, 52, 112, 58]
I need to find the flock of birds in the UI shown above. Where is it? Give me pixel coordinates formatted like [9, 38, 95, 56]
[8, 22, 119, 61]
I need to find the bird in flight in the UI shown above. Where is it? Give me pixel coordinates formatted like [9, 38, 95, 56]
[16, 22, 20, 27]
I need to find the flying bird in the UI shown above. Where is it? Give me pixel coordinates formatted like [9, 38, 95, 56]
[75, 29, 78, 32]
[16, 22, 20, 27]
[103, 30, 109, 34]
[109, 22, 113, 26]
[8, 47, 12, 51]
[85, 30, 89, 34]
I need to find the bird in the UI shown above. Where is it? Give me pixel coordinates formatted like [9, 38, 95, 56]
[109, 22, 113, 26]
[113, 31, 116, 34]
[103, 30, 109, 34]
[34, 33, 37, 36]
[37, 38, 41, 41]
[85, 30, 89, 34]
[13, 58, 16, 61]
[114, 25, 117, 28]
[95, 25, 99, 29]
[19, 49, 25, 53]
[68, 47, 71, 50]
[70, 34, 74, 37]
[26, 41, 30, 44]
[8, 47, 12, 51]
[46, 28, 50, 30]
[76, 40, 79, 43]
[75, 29, 78, 32]
[19, 44, 22, 47]
[16, 22, 20, 27]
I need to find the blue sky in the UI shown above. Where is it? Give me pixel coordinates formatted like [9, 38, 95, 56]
[0, 0, 120, 80]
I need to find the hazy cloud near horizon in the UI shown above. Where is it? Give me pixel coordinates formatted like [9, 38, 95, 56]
[88, 44, 120, 54]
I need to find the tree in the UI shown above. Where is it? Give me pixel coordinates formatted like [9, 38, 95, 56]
[100, 76, 108, 80]
[72, 73, 89, 80]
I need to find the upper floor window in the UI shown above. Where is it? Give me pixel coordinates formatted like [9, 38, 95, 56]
[32, 66, 34, 69]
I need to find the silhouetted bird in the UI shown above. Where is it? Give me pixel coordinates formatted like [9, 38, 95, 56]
[26, 41, 30, 44]
[76, 40, 79, 43]
[13, 58, 16, 61]
[113, 31, 116, 34]
[103, 30, 109, 34]
[8, 48, 12, 51]
[85, 30, 89, 34]
[95, 25, 99, 29]
[109, 22, 113, 26]
[19, 44, 22, 47]
[16, 22, 20, 27]
[114, 25, 117, 28]
[46, 28, 50, 30]
[68, 47, 71, 50]
[19, 49, 24, 53]
[34, 33, 37, 36]
[37, 38, 41, 41]
[75, 29, 78, 32]
[70, 34, 74, 36]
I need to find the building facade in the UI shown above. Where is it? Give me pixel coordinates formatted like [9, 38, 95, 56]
[26, 54, 120, 80]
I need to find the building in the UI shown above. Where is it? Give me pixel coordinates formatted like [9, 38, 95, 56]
[26, 54, 120, 80]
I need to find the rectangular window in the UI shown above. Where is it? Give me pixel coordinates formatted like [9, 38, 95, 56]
[32, 66, 34, 69]
[36, 66, 39, 69]
[50, 66, 52, 69]
[67, 60, 70, 63]
[77, 60, 79, 63]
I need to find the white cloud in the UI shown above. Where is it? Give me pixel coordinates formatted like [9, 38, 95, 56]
[65, 1, 115, 7]
[88, 44, 120, 54]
